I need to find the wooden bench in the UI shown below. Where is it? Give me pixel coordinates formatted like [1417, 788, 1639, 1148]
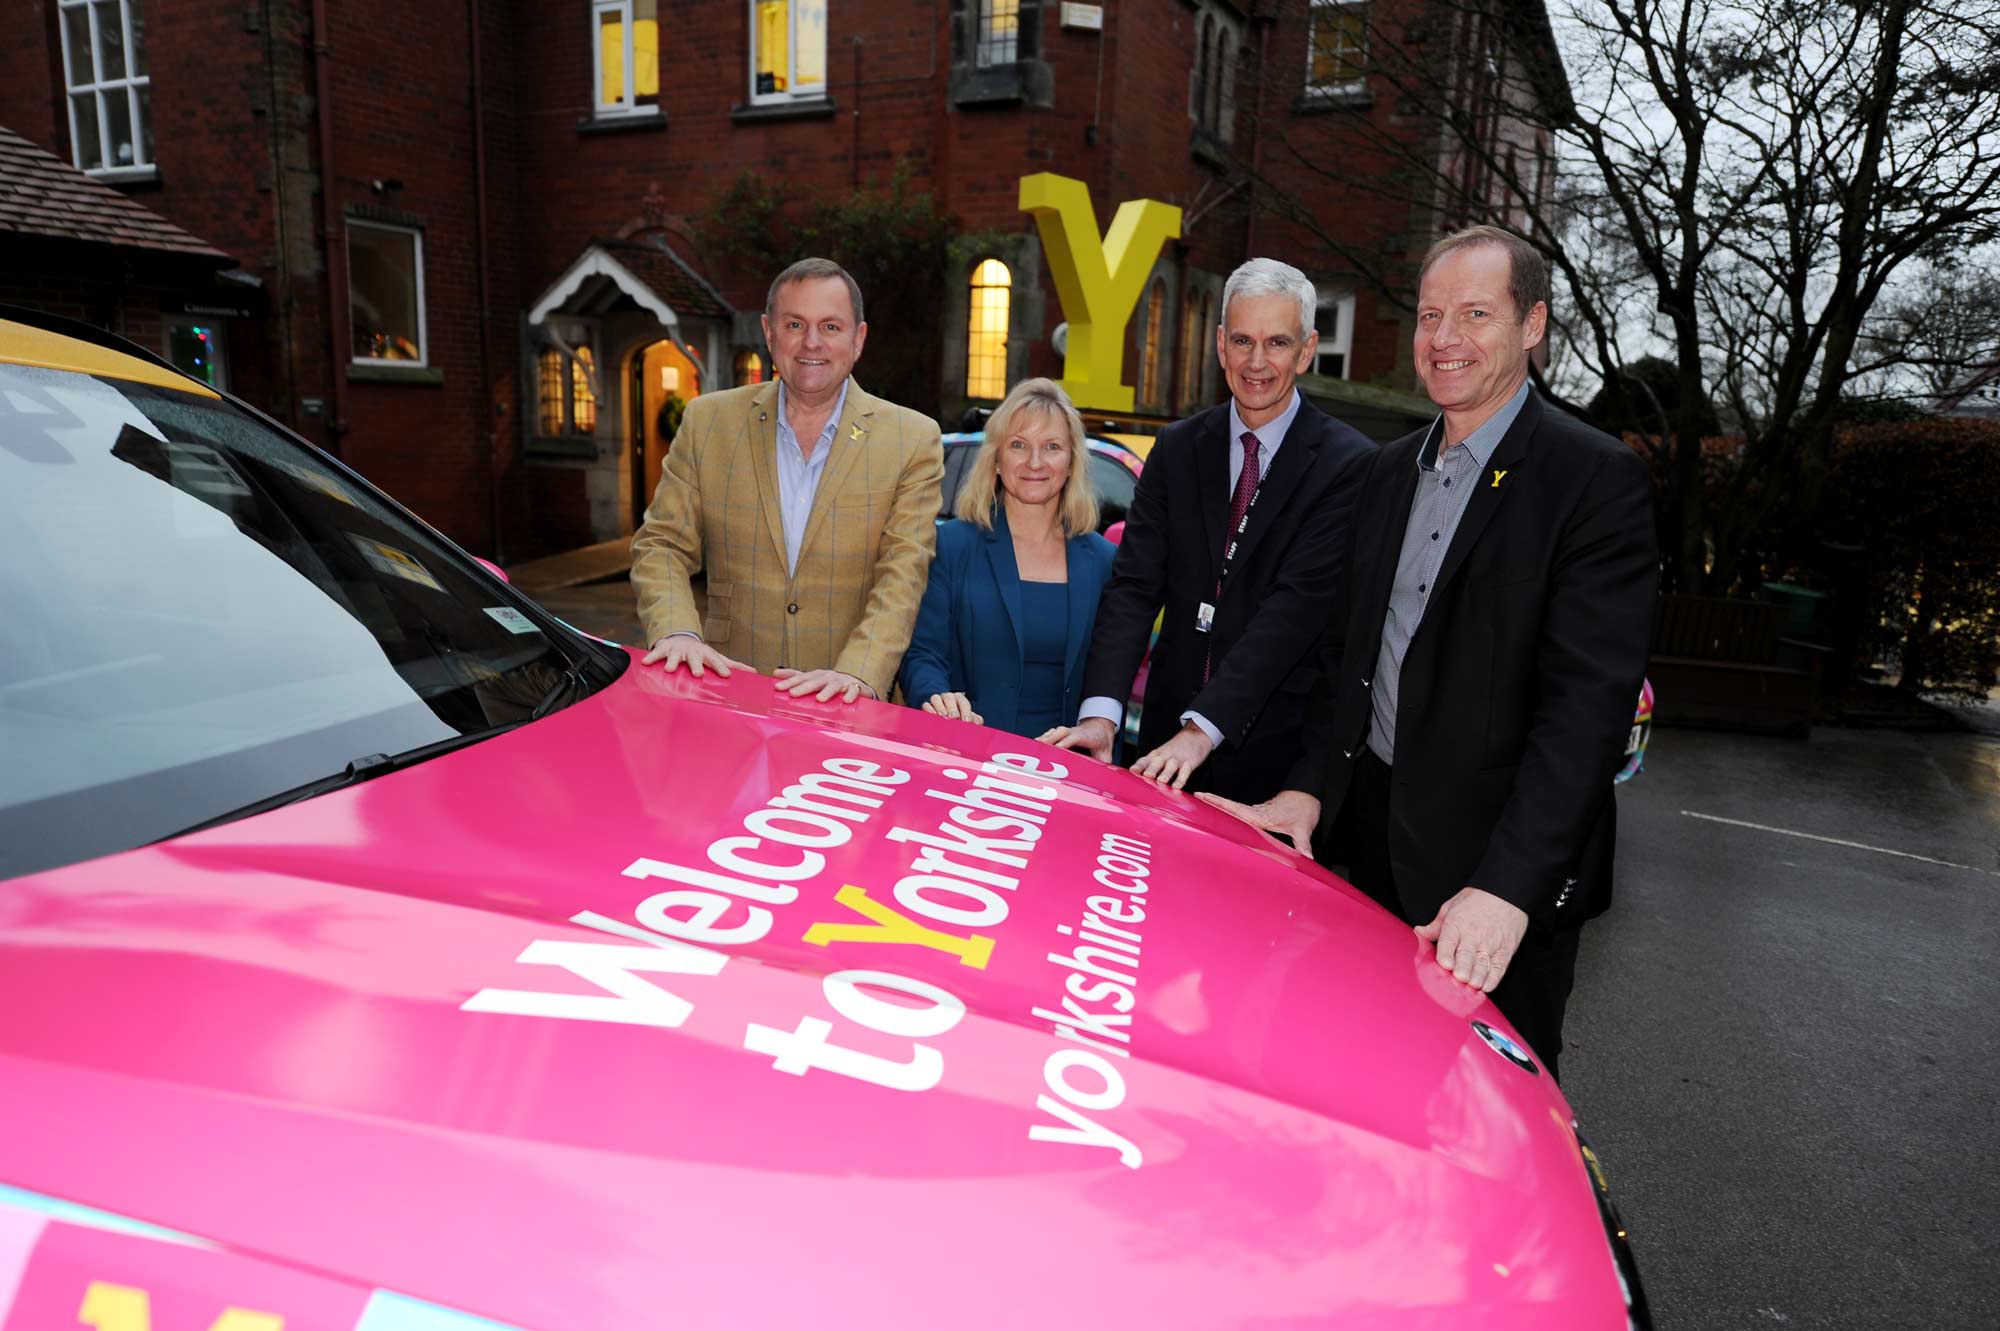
[1648, 594, 1817, 737]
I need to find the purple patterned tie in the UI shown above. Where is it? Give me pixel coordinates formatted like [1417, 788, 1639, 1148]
[1204, 432, 1262, 684]
[1228, 431, 1261, 536]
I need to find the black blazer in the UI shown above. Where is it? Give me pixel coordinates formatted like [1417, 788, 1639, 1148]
[1292, 389, 1658, 928]
[1081, 396, 1375, 803]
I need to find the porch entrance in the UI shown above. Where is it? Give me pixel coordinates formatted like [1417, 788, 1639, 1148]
[629, 337, 703, 528]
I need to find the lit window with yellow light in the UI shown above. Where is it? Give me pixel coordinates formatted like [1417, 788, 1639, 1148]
[535, 328, 599, 438]
[751, 0, 827, 102]
[966, 258, 1011, 400]
[595, 0, 660, 116]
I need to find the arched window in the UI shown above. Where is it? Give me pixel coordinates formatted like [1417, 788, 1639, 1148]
[1191, 15, 1211, 121]
[734, 349, 766, 386]
[1137, 280, 1167, 407]
[966, 257, 1012, 399]
[1178, 289, 1212, 409]
[1210, 33, 1232, 134]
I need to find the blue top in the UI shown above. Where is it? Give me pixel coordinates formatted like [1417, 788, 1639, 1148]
[899, 509, 1117, 738]
[1015, 581, 1071, 737]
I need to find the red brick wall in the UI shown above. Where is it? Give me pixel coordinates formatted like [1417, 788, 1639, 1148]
[0, 1, 64, 147]
[3, 0, 1498, 554]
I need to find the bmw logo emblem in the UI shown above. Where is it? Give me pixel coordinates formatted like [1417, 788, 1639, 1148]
[1472, 1020, 1541, 1076]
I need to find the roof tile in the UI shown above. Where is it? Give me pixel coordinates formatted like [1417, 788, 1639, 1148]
[0, 124, 231, 261]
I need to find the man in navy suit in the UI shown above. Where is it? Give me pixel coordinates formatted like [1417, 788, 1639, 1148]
[1047, 259, 1375, 804]
[1208, 227, 1658, 1079]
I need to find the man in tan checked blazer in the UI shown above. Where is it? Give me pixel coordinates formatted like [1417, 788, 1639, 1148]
[632, 258, 943, 703]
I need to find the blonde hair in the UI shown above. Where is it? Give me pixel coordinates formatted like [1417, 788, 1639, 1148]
[956, 377, 1100, 537]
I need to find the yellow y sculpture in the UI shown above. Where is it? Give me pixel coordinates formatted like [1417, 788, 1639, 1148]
[1018, 173, 1183, 412]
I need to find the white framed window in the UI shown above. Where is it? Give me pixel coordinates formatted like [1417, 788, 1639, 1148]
[749, 0, 827, 104]
[347, 221, 428, 366]
[57, 0, 153, 179]
[1314, 291, 1354, 379]
[593, 0, 661, 117]
[1305, 2, 1367, 100]
[163, 319, 227, 390]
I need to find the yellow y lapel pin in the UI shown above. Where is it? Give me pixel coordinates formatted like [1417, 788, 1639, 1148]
[849, 423, 866, 442]
[1490, 469, 1509, 488]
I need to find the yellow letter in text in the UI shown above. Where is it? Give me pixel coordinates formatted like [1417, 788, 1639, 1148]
[79, 1281, 285, 1331]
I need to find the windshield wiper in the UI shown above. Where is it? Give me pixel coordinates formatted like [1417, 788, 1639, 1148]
[157, 726, 523, 841]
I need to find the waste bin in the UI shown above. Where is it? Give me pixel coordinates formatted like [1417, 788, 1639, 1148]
[1760, 581, 1830, 671]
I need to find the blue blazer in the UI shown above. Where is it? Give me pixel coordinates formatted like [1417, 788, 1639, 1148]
[900, 511, 1116, 737]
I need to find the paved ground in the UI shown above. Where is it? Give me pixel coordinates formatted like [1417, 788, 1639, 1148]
[529, 578, 646, 646]
[1564, 723, 2000, 1329]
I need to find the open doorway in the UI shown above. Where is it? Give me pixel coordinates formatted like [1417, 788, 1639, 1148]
[629, 337, 703, 527]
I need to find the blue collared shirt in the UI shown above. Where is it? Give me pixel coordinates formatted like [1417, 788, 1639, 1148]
[1224, 389, 1300, 494]
[774, 378, 850, 575]
[1366, 379, 1533, 763]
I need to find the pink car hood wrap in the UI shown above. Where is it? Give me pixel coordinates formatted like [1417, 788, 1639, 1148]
[0, 655, 1623, 1330]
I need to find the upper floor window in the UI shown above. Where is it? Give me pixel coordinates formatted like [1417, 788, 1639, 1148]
[58, 0, 153, 179]
[966, 259, 1011, 400]
[537, 326, 599, 437]
[1190, 6, 1238, 145]
[594, 0, 661, 117]
[348, 221, 427, 366]
[976, 0, 1038, 66]
[750, 0, 827, 103]
[1314, 291, 1354, 379]
[1306, 2, 1367, 100]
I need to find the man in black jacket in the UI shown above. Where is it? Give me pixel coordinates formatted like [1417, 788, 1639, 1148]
[1044, 258, 1375, 802]
[1205, 227, 1657, 1079]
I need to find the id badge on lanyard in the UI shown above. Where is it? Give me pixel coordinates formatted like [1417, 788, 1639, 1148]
[1197, 480, 1263, 634]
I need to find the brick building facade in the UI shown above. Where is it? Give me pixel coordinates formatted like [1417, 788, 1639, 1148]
[0, 0, 1561, 561]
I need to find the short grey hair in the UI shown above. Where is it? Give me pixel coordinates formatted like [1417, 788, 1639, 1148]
[1220, 258, 1316, 342]
[765, 257, 865, 326]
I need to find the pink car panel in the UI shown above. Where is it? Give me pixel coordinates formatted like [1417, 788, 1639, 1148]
[1, 659, 1624, 1330]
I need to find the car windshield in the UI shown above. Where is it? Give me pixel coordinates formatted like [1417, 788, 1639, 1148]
[0, 359, 622, 879]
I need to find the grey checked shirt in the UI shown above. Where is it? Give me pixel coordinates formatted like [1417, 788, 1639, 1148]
[1367, 379, 1532, 763]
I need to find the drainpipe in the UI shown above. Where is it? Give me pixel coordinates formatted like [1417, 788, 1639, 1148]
[311, 0, 351, 453]
[469, 0, 501, 557]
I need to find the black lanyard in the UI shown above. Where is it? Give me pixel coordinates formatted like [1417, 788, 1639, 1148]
[1212, 472, 1266, 599]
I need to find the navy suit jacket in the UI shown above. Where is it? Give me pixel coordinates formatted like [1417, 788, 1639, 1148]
[1292, 390, 1659, 928]
[1079, 396, 1375, 802]
[899, 511, 1116, 738]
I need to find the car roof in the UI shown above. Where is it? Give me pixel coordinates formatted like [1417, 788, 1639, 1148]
[942, 430, 1144, 467]
[0, 309, 218, 399]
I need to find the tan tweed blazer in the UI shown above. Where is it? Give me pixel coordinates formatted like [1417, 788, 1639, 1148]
[630, 378, 943, 699]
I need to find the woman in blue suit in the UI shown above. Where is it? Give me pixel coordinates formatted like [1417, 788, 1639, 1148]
[901, 378, 1115, 740]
